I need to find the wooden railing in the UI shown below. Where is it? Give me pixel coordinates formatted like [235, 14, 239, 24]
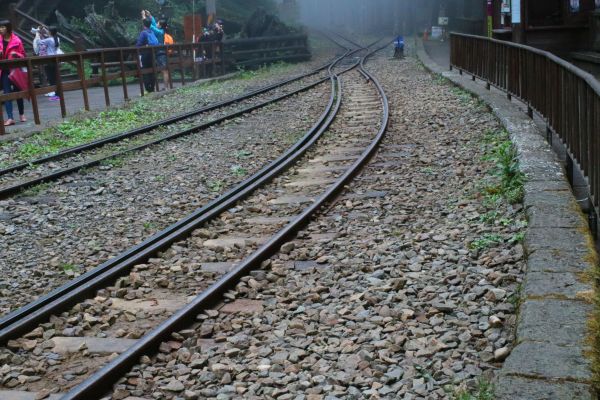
[450, 32, 600, 218]
[0, 41, 225, 134]
[225, 34, 310, 68]
[0, 34, 310, 135]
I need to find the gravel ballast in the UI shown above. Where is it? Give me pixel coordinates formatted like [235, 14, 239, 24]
[104, 48, 527, 399]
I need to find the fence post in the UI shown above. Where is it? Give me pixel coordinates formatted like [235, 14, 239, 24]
[136, 48, 144, 96]
[26, 59, 40, 125]
[77, 54, 90, 111]
[546, 125, 552, 145]
[178, 44, 185, 86]
[590, 208, 598, 239]
[151, 47, 158, 92]
[165, 45, 173, 90]
[566, 154, 574, 186]
[221, 42, 225, 75]
[100, 51, 110, 107]
[55, 56, 67, 118]
[118, 49, 129, 101]
[0, 96, 4, 135]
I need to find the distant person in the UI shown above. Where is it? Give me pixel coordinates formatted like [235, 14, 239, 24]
[144, 11, 171, 91]
[214, 20, 225, 42]
[32, 26, 50, 93]
[136, 17, 159, 93]
[394, 35, 405, 59]
[0, 19, 26, 126]
[39, 26, 61, 101]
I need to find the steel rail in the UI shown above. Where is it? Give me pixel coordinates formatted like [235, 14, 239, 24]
[0, 47, 363, 343]
[0, 46, 365, 199]
[0, 41, 348, 179]
[63, 39, 389, 400]
[0, 75, 329, 199]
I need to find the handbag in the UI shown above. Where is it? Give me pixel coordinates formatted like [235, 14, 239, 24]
[8, 67, 30, 99]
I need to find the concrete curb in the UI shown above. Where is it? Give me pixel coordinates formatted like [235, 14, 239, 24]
[416, 39, 597, 399]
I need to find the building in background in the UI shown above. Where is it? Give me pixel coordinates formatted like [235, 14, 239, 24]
[491, 0, 600, 54]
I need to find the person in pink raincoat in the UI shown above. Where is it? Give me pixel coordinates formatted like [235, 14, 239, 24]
[0, 19, 26, 127]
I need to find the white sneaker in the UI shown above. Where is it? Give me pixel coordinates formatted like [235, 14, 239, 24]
[45, 92, 55, 97]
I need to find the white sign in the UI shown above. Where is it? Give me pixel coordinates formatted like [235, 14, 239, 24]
[438, 17, 449, 26]
[512, 0, 521, 23]
[501, 1, 511, 13]
[431, 26, 443, 39]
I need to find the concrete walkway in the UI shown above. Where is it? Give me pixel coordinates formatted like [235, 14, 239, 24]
[423, 40, 450, 70]
[1, 81, 174, 137]
[0, 73, 235, 142]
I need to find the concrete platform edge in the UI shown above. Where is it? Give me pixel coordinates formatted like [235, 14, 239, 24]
[416, 39, 597, 399]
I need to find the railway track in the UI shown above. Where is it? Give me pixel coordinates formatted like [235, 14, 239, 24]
[0, 38, 389, 399]
[0, 39, 353, 200]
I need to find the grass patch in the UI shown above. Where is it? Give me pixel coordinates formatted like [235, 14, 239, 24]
[452, 379, 495, 400]
[20, 182, 51, 197]
[100, 157, 125, 169]
[208, 180, 224, 192]
[143, 221, 157, 231]
[13, 103, 161, 162]
[230, 165, 247, 177]
[469, 233, 503, 250]
[451, 87, 473, 104]
[481, 129, 525, 204]
[236, 150, 253, 159]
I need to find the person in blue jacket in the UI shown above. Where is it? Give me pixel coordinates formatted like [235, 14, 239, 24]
[394, 35, 405, 58]
[136, 17, 159, 93]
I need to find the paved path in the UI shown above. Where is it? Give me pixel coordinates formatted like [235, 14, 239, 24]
[423, 40, 450, 69]
[0, 74, 234, 142]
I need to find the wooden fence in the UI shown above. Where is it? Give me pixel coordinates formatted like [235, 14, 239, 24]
[225, 34, 310, 68]
[0, 41, 225, 134]
[450, 32, 600, 220]
[0, 34, 310, 135]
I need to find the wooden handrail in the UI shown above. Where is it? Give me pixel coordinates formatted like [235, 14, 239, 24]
[0, 34, 310, 135]
[450, 32, 600, 216]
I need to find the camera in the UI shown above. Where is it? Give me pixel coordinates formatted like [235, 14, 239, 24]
[31, 27, 39, 34]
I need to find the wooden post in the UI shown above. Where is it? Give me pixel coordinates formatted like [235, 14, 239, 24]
[165, 45, 173, 89]
[26, 59, 40, 125]
[178, 44, 185, 86]
[221, 42, 225, 75]
[201, 44, 206, 79]
[211, 42, 216, 77]
[151, 47, 158, 91]
[77, 54, 90, 111]
[100, 51, 110, 107]
[55, 56, 67, 118]
[119, 49, 129, 101]
[136, 48, 144, 96]
[0, 93, 4, 135]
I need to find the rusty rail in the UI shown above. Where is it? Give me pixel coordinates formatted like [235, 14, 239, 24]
[450, 32, 600, 223]
[0, 41, 225, 135]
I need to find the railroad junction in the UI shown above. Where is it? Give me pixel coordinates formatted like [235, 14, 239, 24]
[0, 8, 597, 400]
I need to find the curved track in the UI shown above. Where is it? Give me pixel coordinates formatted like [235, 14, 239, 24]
[0, 37, 390, 400]
[0, 38, 352, 199]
